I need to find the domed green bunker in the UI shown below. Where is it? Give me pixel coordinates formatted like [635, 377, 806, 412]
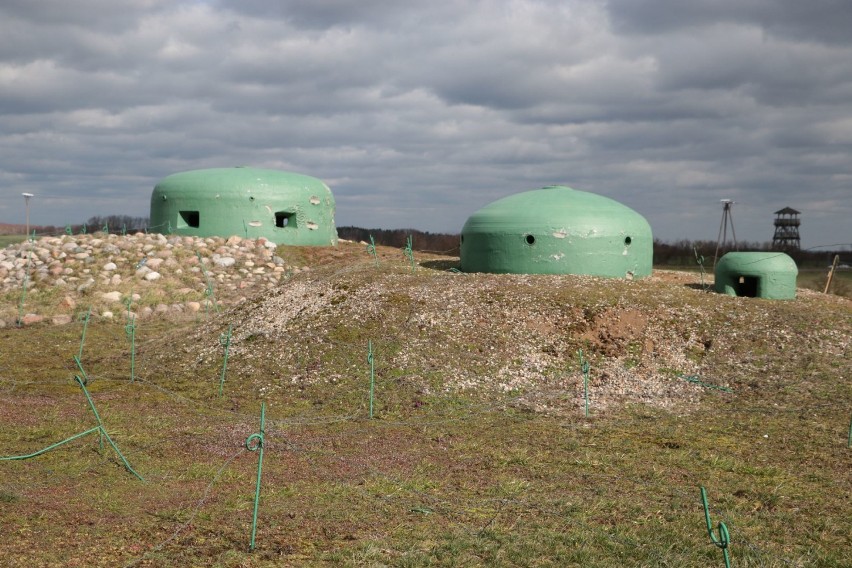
[460, 185, 652, 278]
[714, 252, 797, 299]
[149, 167, 337, 245]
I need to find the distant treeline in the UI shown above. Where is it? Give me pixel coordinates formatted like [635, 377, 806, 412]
[7, 215, 150, 237]
[10, 218, 847, 267]
[337, 226, 460, 255]
[338, 227, 849, 266]
[654, 239, 849, 268]
[84, 215, 150, 233]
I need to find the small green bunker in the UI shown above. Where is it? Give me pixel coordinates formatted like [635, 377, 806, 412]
[149, 167, 337, 245]
[714, 252, 797, 299]
[460, 185, 652, 278]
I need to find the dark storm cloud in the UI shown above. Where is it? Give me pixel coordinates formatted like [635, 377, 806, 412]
[214, 0, 416, 28]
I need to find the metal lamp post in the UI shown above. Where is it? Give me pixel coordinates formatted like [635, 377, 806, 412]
[22, 193, 34, 238]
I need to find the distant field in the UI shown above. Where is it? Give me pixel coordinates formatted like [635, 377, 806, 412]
[654, 264, 851, 298]
[0, 235, 26, 248]
[798, 267, 852, 296]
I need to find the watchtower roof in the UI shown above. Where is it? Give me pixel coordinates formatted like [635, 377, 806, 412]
[774, 207, 800, 215]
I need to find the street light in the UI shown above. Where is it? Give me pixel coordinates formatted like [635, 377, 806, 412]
[22, 193, 34, 238]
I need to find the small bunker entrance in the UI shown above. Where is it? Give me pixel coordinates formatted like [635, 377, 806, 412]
[736, 276, 759, 297]
[715, 252, 797, 300]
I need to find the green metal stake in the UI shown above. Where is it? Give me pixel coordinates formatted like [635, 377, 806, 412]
[218, 324, 233, 397]
[368, 340, 375, 419]
[366, 235, 379, 266]
[73, 355, 102, 448]
[246, 402, 266, 552]
[403, 235, 416, 272]
[16, 247, 33, 326]
[77, 307, 91, 361]
[123, 296, 136, 382]
[847, 415, 851, 449]
[125, 318, 137, 383]
[694, 247, 708, 291]
[197, 252, 219, 314]
[65, 224, 73, 235]
[81, 223, 87, 235]
[700, 486, 731, 568]
[578, 349, 590, 417]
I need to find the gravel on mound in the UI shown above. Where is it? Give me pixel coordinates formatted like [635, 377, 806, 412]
[163, 262, 850, 415]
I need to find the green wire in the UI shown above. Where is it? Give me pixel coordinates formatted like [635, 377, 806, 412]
[0, 426, 101, 461]
[677, 373, 733, 393]
[0, 372, 143, 481]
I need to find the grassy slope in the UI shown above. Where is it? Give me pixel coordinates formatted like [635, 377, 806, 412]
[0, 247, 849, 567]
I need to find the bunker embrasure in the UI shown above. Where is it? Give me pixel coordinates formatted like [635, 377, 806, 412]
[149, 167, 337, 246]
[459, 185, 652, 278]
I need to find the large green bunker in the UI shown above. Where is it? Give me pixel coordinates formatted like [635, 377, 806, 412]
[715, 252, 798, 299]
[460, 185, 652, 278]
[149, 167, 337, 245]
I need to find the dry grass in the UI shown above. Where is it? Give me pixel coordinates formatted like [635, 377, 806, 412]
[0, 246, 849, 567]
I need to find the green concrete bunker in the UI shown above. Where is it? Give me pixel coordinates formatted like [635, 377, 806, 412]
[714, 252, 798, 299]
[150, 167, 337, 246]
[460, 185, 652, 278]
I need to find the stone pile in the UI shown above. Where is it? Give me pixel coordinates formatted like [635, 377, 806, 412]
[0, 233, 304, 327]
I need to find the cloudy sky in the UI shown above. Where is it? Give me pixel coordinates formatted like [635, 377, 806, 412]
[1, 0, 850, 248]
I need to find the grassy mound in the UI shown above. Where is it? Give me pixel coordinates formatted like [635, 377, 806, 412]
[0, 247, 849, 566]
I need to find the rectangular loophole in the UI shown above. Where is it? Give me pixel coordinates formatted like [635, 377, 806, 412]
[275, 212, 295, 228]
[178, 210, 199, 228]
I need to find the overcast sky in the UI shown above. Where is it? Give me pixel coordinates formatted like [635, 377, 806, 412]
[1, 0, 850, 248]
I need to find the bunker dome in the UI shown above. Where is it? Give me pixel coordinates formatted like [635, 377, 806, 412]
[715, 252, 797, 300]
[460, 185, 652, 278]
[149, 167, 337, 246]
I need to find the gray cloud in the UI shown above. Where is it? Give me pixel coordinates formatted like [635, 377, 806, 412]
[0, 0, 849, 249]
[608, 0, 852, 45]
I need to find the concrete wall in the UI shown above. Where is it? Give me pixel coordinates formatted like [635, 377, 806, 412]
[715, 252, 797, 299]
[460, 186, 652, 278]
[150, 167, 337, 246]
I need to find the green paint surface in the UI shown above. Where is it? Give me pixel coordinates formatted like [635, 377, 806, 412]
[459, 185, 652, 278]
[714, 252, 798, 299]
[149, 167, 338, 246]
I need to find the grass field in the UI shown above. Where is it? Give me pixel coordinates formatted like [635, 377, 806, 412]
[0, 253, 849, 567]
[653, 264, 851, 298]
[797, 269, 852, 296]
[0, 234, 27, 248]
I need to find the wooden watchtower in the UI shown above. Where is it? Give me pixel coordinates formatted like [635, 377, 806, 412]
[772, 207, 800, 250]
